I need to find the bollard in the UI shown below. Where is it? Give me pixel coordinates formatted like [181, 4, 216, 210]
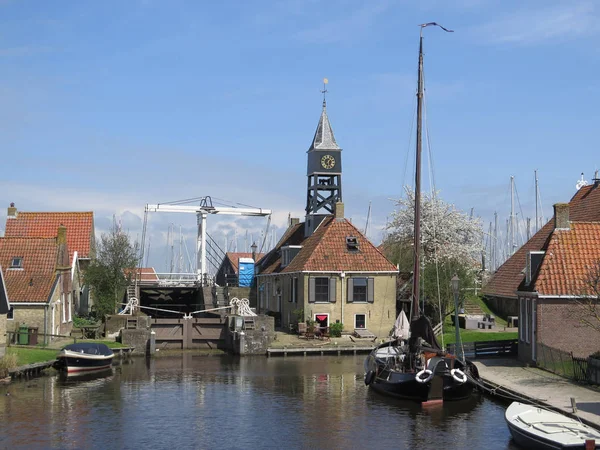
[149, 331, 156, 355]
[570, 397, 577, 414]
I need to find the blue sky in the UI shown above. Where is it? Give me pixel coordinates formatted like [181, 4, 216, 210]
[1, 0, 599, 272]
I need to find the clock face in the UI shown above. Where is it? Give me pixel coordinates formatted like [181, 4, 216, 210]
[321, 154, 335, 169]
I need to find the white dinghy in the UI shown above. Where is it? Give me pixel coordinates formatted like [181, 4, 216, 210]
[505, 402, 600, 449]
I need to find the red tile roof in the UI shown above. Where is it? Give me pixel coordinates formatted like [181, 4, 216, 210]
[136, 267, 159, 281]
[0, 237, 58, 302]
[484, 183, 600, 299]
[225, 252, 264, 273]
[258, 223, 305, 274]
[533, 222, 600, 296]
[258, 217, 397, 275]
[4, 211, 94, 262]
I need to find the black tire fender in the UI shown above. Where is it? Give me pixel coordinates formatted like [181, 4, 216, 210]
[365, 370, 376, 386]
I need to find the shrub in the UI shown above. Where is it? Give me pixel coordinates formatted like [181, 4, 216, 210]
[73, 315, 98, 328]
[330, 322, 343, 337]
[590, 350, 600, 360]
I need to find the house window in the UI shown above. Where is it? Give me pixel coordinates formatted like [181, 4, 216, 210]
[9, 257, 23, 269]
[289, 277, 298, 303]
[355, 314, 366, 329]
[314, 313, 329, 328]
[525, 299, 530, 344]
[7, 307, 14, 320]
[353, 278, 367, 302]
[315, 277, 329, 302]
[346, 236, 359, 252]
[347, 278, 374, 303]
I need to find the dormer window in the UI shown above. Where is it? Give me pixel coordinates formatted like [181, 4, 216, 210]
[281, 245, 302, 268]
[346, 236, 359, 252]
[10, 257, 23, 269]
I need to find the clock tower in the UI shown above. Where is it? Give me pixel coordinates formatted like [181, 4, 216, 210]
[305, 97, 342, 236]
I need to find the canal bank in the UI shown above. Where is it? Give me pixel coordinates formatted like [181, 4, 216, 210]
[475, 358, 600, 429]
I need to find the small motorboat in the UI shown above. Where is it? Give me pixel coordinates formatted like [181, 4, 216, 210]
[54, 343, 114, 374]
[505, 401, 600, 449]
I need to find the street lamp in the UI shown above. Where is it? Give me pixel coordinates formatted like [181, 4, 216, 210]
[451, 274, 464, 362]
[250, 242, 257, 261]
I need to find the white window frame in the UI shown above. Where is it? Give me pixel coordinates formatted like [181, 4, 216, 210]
[313, 312, 329, 328]
[525, 299, 530, 344]
[354, 313, 367, 329]
[314, 277, 330, 303]
[68, 292, 72, 322]
[519, 298, 524, 342]
[61, 294, 66, 323]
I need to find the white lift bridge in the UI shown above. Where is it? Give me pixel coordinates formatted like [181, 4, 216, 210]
[141, 196, 271, 285]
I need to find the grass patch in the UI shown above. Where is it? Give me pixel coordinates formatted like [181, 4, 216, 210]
[6, 347, 58, 366]
[440, 325, 518, 345]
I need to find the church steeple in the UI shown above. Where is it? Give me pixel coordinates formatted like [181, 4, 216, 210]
[308, 100, 341, 151]
[305, 80, 343, 237]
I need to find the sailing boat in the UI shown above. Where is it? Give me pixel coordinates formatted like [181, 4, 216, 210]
[364, 23, 478, 403]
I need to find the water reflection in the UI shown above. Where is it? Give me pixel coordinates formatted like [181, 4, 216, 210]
[0, 355, 518, 450]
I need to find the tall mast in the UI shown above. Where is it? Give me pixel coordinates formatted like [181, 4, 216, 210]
[534, 170, 539, 232]
[510, 176, 516, 256]
[493, 211, 497, 271]
[411, 27, 425, 320]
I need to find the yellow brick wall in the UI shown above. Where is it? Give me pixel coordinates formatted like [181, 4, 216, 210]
[0, 314, 7, 346]
[259, 272, 397, 338]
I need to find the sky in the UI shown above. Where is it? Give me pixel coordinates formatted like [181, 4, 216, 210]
[1, 0, 599, 273]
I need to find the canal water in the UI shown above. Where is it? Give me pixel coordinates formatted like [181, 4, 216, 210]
[0, 354, 519, 450]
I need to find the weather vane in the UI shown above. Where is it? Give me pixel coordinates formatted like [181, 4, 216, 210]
[321, 77, 328, 105]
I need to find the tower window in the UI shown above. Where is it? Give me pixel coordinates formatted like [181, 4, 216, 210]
[346, 236, 359, 252]
[10, 257, 23, 269]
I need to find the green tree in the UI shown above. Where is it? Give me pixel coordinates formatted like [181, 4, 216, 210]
[85, 227, 139, 319]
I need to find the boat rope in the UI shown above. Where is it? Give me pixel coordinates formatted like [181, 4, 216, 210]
[229, 297, 256, 316]
[118, 302, 186, 316]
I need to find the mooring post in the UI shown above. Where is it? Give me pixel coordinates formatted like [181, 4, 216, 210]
[571, 397, 577, 413]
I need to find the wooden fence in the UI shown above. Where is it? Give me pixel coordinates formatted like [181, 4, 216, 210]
[447, 339, 518, 359]
[537, 343, 600, 385]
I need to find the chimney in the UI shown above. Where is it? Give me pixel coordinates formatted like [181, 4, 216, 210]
[7, 202, 17, 219]
[290, 218, 300, 227]
[553, 203, 570, 230]
[335, 202, 345, 219]
[57, 224, 70, 269]
[594, 169, 600, 187]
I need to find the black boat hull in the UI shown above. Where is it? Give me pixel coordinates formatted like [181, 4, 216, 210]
[368, 372, 474, 402]
[54, 343, 114, 374]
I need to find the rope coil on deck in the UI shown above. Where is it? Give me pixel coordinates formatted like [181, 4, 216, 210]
[230, 297, 256, 316]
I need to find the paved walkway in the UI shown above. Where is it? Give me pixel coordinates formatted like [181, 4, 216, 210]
[474, 358, 600, 429]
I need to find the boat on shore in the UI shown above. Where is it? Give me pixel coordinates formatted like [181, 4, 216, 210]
[363, 23, 478, 403]
[505, 402, 600, 449]
[54, 343, 114, 374]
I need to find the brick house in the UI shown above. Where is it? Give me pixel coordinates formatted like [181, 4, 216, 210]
[256, 203, 398, 337]
[0, 265, 9, 357]
[517, 202, 600, 363]
[215, 252, 264, 287]
[3, 203, 95, 315]
[483, 181, 600, 318]
[0, 225, 74, 342]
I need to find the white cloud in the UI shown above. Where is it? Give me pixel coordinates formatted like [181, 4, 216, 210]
[473, 2, 600, 45]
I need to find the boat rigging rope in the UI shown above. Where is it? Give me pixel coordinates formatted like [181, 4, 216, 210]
[423, 81, 445, 350]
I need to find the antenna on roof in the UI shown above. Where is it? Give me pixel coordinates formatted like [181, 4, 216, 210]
[576, 172, 589, 190]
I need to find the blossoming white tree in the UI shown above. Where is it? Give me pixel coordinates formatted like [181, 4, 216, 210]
[382, 188, 484, 323]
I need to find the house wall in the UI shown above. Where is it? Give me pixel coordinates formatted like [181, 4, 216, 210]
[0, 314, 7, 356]
[258, 272, 397, 338]
[537, 298, 600, 358]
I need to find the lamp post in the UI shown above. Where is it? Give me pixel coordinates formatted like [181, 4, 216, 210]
[451, 274, 464, 362]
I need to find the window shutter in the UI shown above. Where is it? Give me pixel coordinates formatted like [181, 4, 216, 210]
[308, 278, 315, 303]
[329, 277, 336, 303]
[288, 280, 293, 302]
[367, 278, 374, 303]
[347, 278, 354, 303]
